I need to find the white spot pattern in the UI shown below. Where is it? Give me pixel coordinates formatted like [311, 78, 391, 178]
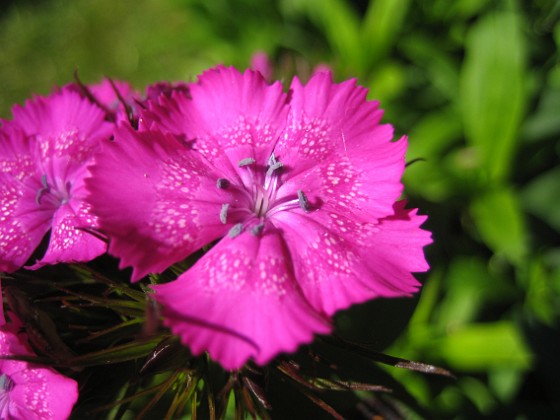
[197, 248, 288, 296]
[0, 184, 29, 262]
[292, 117, 333, 159]
[193, 115, 275, 158]
[149, 157, 206, 245]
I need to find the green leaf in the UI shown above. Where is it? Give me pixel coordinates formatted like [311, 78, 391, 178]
[459, 11, 527, 182]
[488, 367, 524, 403]
[437, 322, 533, 371]
[361, 0, 411, 67]
[523, 258, 557, 325]
[459, 377, 497, 415]
[403, 107, 463, 200]
[470, 187, 528, 264]
[435, 258, 498, 329]
[521, 88, 560, 143]
[521, 166, 560, 233]
[67, 336, 164, 367]
[400, 34, 460, 101]
[288, 0, 363, 74]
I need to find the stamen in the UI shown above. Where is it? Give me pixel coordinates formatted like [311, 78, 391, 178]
[35, 174, 50, 205]
[35, 190, 44, 205]
[228, 223, 244, 238]
[220, 203, 229, 224]
[216, 178, 230, 189]
[251, 223, 265, 236]
[268, 153, 278, 167]
[266, 161, 283, 177]
[297, 190, 310, 212]
[238, 157, 256, 167]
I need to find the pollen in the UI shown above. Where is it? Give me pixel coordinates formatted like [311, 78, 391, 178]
[228, 223, 244, 238]
[220, 203, 230, 224]
[238, 157, 256, 167]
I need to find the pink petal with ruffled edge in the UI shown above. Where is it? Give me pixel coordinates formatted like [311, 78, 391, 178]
[87, 125, 235, 281]
[26, 199, 105, 269]
[357, 200, 432, 278]
[10, 88, 112, 149]
[273, 211, 379, 315]
[0, 173, 52, 272]
[274, 71, 405, 222]
[144, 66, 289, 165]
[0, 130, 49, 272]
[153, 227, 331, 370]
[0, 326, 78, 419]
[273, 201, 431, 316]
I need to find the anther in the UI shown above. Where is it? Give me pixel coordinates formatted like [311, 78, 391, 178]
[238, 157, 256, 167]
[250, 223, 265, 236]
[228, 223, 244, 238]
[297, 190, 310, 212]
[216, 178, 230, 189]
[266, 161, 284, 177]
[220, 203, 229, 224]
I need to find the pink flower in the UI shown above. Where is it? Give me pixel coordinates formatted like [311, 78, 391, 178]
[0, 87, 113, 272]
[250, 51, 273, 82]
[86, 79, 138, 111]
[0, 323, 78, 419]
[68, 78, 141, 126]
[87, 66, 431, 369]
[144, 81, 190, 102]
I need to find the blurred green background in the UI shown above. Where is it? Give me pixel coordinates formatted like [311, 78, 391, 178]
[1, 0, 559, 417]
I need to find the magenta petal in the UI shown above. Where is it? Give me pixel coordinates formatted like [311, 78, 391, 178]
[269, 72, 405, 221]
[0, 175, 49, 272]
[27, 200, 105, 269]
[144, 66, 289, 164]
[0, 136, 54, 271]
[250, 51, 273, 81]
[87, 78, 139, 110]
[0, 326, 78, 419]
[153, 228, 331, 370]
[273, 203, 430, 316]
[10, 88, 113, 156]
[1, 130, 46, 271]
[275, 71, 387, 176]
[276, 135, 407, 223]
[87, 125, 229, 281]
[273, 211, 378, 315]
[358, 200, 432, 279]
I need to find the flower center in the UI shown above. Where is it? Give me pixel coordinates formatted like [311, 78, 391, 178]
[35, 174, 71, 207]
[0, 373, 15, 417]
[217, 154, 310, 237]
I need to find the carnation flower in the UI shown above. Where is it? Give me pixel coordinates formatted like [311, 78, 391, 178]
[87, 66, 431, 369]
[0, 87, 113, 272]
[250, 51, 273, 82]
[0, 323, 78, 419]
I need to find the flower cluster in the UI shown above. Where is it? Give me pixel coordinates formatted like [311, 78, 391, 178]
[1, 65, 431, 416]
